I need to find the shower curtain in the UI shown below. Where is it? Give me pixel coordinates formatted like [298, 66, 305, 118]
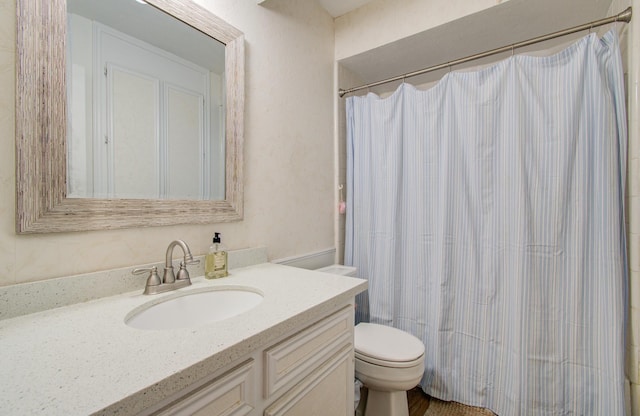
[345, 30, 628, 415]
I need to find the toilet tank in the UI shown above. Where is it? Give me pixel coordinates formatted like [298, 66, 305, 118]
[315, 265, 357, 277]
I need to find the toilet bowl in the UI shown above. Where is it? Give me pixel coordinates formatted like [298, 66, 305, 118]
[354, 323, 425, 416]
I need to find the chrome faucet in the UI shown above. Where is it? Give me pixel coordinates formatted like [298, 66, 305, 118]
[132, 240, 200, 295]
[163, 239, 197, 284]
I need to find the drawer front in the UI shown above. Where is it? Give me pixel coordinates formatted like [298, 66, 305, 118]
[264, 345, 353, 416]
[157, 360, 255, 416]
[264, 306, 353, 398]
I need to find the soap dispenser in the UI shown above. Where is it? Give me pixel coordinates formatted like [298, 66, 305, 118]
[205, 232, 228, 279]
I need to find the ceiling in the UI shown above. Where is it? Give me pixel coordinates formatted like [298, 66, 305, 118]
[67, 0, 225, 73]
[316, 0, 375, 18]
[337, 0, 622, 91]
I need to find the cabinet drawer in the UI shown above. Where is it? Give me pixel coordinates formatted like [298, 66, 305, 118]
[264, 345, 353, 416]
[157, 360, 255, 416]
[264, 306, 353, 398]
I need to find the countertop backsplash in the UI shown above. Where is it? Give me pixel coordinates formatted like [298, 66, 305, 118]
[0, 247, 268, 320]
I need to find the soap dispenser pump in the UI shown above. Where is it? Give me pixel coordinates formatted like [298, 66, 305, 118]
[205, 232, 228, 279]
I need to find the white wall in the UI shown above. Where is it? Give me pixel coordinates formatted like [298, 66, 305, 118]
[0, 0, 335, 286]
[334, 0, 512, 61]
[620, 0, 640, 409]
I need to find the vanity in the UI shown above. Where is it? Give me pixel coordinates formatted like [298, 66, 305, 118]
[0, 262, 367, 415]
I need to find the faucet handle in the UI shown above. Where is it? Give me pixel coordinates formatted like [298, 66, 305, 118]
[176, 261, 193, 284]
[132, 266, 162, 294]
[176, 256, 199, 285]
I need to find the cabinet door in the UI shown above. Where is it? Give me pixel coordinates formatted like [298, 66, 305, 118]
[264, 307, 353, 399]
[157, 360, 255, 416]
[264, 346, 353, 416]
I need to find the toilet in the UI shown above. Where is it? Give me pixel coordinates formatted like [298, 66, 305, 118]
[314, 265, 425, 416]
[354, 323, 425, 416]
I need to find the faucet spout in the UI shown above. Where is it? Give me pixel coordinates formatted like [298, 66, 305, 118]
[163, 240, 194, 284]
[165, 240, 193, 267]
[134, 239, 199, 295]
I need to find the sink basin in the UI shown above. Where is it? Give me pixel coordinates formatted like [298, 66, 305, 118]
[125, 287, 264, 330]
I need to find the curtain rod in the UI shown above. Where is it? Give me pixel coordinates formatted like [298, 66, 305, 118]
[338, 7, 632, 98]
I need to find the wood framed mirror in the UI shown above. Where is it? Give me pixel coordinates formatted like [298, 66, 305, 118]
[15, 0, 244, 233]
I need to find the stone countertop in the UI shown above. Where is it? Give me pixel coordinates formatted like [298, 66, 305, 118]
[0, 263, 367, 415]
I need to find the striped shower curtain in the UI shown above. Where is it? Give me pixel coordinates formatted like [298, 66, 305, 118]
[345, 30, 628, 415]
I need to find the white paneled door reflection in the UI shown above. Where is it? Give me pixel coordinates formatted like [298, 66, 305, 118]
[107, 66, 205, 200]
[166, 85, 203, 199]
[67, 17, 224, 200]
[101, 27, 208, 200]
[110, 67, 159, 199]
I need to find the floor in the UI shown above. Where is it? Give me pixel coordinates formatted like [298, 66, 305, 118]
[357, 386, 495, 416]
[408, 387, 431, 416]
[407, 387, 497, 416]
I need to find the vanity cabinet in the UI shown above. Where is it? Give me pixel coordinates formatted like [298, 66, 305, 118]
[150, 305, 355, 416]
[264, 347, 352, 416]
[263, 306, 353, 416]
[156, 360, 256, 416]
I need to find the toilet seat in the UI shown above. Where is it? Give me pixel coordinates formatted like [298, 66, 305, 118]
[356, 350, 424, 368]
[354, 323, 425, 366]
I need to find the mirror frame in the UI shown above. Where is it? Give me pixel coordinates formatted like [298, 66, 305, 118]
[15, 0, 244, 233]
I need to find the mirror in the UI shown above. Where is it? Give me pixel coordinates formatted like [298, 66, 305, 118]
[16, 0, 244, 233]
[66, 0, 227, 201]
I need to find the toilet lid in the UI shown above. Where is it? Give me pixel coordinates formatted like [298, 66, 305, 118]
[354, 323, 425, 362]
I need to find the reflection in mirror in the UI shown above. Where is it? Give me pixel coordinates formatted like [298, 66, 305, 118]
[16, 0, 244, 233]
[66, 0, 226, 200]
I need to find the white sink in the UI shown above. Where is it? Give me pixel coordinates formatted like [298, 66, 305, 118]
[125, 287, 264, 330]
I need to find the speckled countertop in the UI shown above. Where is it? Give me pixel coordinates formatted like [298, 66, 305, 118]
[0, 262, 367, 415]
